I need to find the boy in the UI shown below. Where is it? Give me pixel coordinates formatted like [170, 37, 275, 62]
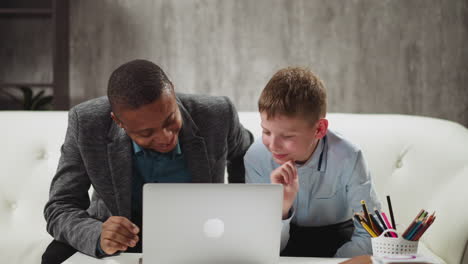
[244, 67, 381, 258]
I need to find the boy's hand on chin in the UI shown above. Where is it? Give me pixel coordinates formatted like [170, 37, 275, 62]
[270, 160, 299, 219]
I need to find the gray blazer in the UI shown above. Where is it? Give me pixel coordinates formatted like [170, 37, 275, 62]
[44, 94, 253, 257]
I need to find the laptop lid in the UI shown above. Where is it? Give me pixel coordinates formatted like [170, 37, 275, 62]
[143, 183, 283, 264]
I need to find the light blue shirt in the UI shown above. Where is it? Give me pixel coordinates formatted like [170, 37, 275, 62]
[244, 129, 382, 257]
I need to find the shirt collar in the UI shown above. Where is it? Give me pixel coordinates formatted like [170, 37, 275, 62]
[132, 140, 182, 159]
[173, 142, 182, 156]
[132, 141, 144, 154]
[297, 135, 327, 172]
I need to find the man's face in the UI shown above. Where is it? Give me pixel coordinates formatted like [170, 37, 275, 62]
[261, 112, 323, 165]
[112, 90, 182, 153]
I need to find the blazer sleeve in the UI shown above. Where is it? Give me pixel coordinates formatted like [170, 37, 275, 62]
[43, 108, 103, 257]
[223, 97, 254, 183]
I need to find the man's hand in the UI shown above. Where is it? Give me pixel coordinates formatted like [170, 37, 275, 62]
[270, 160, 299, 219]
[339, 255, 372, 264]
[100, 216, 140, 255]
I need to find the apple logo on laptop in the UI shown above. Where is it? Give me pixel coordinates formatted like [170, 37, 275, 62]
[203, 218, 224, 239]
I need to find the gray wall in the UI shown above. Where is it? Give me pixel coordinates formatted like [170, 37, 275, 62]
[2, 0, 468, 127]
[0, 19, 52, 84]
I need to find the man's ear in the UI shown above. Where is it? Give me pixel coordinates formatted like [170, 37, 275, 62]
[315, 118, 328, 139]
[110, 112, 124, 129]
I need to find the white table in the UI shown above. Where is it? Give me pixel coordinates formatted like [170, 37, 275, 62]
[63, 252, 348, 264]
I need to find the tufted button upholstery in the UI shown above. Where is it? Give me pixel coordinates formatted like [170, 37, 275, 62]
[1, 111, 467, 264]
[9, 201, 18, 210]
[37, 150, 49, 160]
[395, 159, 403, 169]
[395, 147, 411, 169]
[0, 111, 68, 264]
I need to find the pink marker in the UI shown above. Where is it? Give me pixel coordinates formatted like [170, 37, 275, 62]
[382, 212, 398, 237]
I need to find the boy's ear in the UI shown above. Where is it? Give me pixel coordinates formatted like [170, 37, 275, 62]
[315, 118, 328, 139]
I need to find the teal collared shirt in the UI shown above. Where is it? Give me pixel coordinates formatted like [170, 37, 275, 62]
[97, 141, 192, 257]
[132, 141, 191, 183]
[131, 140, 191, 224]
[130, 140, 191, 252]
[97, 140, 191, 256]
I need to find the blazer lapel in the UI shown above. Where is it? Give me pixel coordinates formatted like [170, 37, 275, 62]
[107, 121, 133, 218]
[177, 99, 211, 183]
[104, 97, 212, 218]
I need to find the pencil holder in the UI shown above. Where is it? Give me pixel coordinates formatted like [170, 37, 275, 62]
[372, 229, 418, 257]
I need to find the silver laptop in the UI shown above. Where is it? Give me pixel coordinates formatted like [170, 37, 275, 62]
[143, 183, 283, 264]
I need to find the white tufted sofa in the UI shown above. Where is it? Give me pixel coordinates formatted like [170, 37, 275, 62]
[1, 111, 467, 264]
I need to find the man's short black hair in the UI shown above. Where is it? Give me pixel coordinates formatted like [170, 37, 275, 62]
[107, 59, 173, 111]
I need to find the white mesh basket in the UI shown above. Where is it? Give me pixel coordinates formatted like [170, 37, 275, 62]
[371, 229, 418, 257]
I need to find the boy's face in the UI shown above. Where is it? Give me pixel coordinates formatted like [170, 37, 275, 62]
[260, 112, 327, 165]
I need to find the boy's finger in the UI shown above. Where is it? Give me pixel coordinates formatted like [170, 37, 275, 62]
[292, 164, 298, 180]
[287, 161, 298, 181]
[283, 174, 290, 185]
[280, 167, 289, 184]
[291, 162, 297, 183]
[287, 161, 296, 174]
[285, 162, 294, 175]
[281, 166, 291, 184]
[272, 172, 286, 185]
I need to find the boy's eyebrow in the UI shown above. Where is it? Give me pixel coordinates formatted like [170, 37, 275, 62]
[261, 124, 299, 134]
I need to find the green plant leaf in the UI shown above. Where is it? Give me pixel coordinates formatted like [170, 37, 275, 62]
[19, 86, 33, 110]
[31, 90, 45, 106]
[33, 95, 54, 110]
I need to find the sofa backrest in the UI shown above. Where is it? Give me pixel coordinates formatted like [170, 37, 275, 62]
[0, 111, 67, 264]
[1, 111, 467, 264]
[331, 114, 468, 264]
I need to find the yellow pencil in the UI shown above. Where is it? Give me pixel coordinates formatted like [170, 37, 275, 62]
[361, 200, 376, 232]
[361, 220, 378, 237]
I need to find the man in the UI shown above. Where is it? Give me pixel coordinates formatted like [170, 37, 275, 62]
[42, 59, 253, 263]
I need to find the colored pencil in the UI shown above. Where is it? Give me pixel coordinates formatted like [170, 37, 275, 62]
[402, 209, 425, 238]
[361, 220, 378, 237]
[353, 214, 363, 225]
[374, 209, 392, 237]
[386, 195, 397, 231]
[412, 213, 436, 241]
[370, 214, 385, 235]
[374, 209, 388, 229]
[415, 216, 435, 241]
[361, 200, 376, 232]
[381, 212, 398, 237]
[406, 221, 423, 240]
